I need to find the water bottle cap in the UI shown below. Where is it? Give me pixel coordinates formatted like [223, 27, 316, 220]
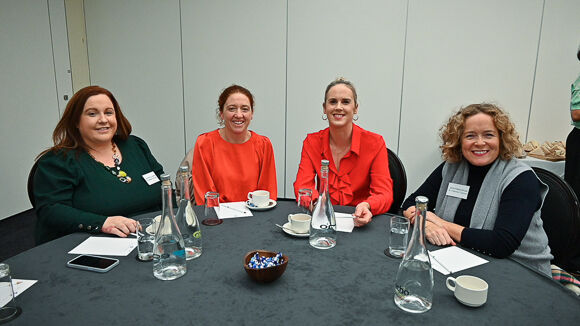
[321, 159, 330, 166]
[415, 196, 428, 204]
[160, 174, 171, 181]
[179, 165, 189, 172]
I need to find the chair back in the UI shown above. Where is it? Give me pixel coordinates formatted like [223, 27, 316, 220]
[27, 160, 40, 208]
[533, 167, 580, 271]
[387, 148, 407, 214]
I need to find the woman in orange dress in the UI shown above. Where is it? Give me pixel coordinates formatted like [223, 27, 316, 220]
[190, 85, 277, 205]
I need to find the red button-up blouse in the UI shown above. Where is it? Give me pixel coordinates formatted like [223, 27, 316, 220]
[293, 124, 393, 215]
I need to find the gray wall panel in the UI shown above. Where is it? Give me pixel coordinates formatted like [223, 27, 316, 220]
[285, 0, 407, 198]
[528, 0, 580, 143]
[400, 0, 543, 194]
[181, 0, 287, 196]
[0, 0, 60, 218]
[84, 0, 184, 179]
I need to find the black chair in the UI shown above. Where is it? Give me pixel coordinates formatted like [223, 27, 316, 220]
[532, 167, 580, 272]
[27, 160, 40, 208]
[387, 148, 407, 214]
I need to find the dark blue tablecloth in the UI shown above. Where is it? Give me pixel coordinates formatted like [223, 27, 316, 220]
[5, 201, 579, 325]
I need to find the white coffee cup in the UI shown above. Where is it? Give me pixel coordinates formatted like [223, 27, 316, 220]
[248, 190, 270, 207]
[287, 213, 311, 234]
[446, 275, 488, 307]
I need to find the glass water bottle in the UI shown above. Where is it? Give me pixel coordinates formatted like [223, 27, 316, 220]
[153, 174, 187, 281]
[175, 165, 202, 260]
[393, 196, 434, 313]
[309, 159, 337, 249]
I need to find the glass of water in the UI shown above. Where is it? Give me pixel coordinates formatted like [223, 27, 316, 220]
[0, 263, 22, 322]
[136, 217, 155, 261]
[297, 188, 313, 214]
[385, 215, 409, 258]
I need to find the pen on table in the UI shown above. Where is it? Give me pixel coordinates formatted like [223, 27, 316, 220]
[222, 204, 248, 214]
[429, 253, 453, 275]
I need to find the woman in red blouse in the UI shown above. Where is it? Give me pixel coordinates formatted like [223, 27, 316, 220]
[294, 78, 394, 226]
[190, 85, 277, 205]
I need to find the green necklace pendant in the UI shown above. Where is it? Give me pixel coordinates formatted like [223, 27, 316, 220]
[91, 142, 132, 183]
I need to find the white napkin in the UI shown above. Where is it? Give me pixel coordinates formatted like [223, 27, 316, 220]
[335, 212, 355, 233]
[428, 246, 489, 275]
[216, 202, 253, 219]
[68, 237, 137, 256]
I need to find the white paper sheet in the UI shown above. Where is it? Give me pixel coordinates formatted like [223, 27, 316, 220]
[428, 246, 488, 275]
[68, 236, 137, 256]
[217, 202, 253, 219]
[335, 212, 355, 233]
[0, 279, 37, 307]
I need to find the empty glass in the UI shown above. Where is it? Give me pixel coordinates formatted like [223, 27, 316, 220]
[297, 188, 313, 214]
[0, 263, 22, 322]
[202, 191, 222, 226]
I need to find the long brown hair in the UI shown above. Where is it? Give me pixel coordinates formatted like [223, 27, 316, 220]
[38, 86, 132, 158]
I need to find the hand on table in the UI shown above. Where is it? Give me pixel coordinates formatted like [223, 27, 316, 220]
[425, 218, 456, 246]
[353, 202, 372, 227]
[102, 216, 138, 237]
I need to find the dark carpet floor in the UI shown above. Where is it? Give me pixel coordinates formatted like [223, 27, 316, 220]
[0, 209, 36, 262]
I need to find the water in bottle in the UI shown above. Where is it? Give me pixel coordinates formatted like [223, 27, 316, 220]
[153, 174, 187, 280]
[393, 196, 434, 313]
[309, 160, 337, 249]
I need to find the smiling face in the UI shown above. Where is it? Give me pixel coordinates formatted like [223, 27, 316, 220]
[77, 94, 117, 148]
[461, 113, 500, 166]
[220, 92, 253, 136]
[323, 84, 358, 129]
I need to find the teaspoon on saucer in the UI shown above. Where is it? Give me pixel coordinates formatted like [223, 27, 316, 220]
[275, 223, 294, 233]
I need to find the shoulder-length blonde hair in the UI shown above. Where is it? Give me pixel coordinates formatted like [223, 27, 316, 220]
[440, 103, 522, 163]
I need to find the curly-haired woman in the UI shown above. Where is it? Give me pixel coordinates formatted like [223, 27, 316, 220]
[402, 103, 552, 276]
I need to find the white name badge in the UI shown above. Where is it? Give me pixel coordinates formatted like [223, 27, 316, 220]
[142, 172, 160, 185]
[446, 183, 469, 199]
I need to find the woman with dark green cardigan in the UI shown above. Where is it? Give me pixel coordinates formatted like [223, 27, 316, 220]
[33, 86, 164, 244]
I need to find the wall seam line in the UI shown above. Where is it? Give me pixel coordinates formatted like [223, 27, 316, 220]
[526, 0, 546, 143]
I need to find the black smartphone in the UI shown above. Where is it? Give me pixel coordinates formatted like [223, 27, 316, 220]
[66, 254, 119, 273]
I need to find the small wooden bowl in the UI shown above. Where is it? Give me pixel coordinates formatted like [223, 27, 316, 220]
[243, 250, 289, 283]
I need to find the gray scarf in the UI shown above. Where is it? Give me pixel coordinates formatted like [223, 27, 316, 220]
[435, 159, 553, 277]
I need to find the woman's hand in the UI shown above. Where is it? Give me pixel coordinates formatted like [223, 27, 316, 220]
[102, 216, 138, 237]
[353, 202, 372, 227]
[424, 213, 457, 246]
[403, 206, 416, 223]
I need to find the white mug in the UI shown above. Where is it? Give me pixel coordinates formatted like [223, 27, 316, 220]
[446, 275, 488, 307]
[247, 190, 270, 207]
[287, 213, 311, 234]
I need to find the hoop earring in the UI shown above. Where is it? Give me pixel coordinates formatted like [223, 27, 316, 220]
[353, 114, 359, 121]
[322, 114, 328, 120]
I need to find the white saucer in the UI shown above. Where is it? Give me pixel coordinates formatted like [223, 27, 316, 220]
[282, 222, 309, 237]
[246, 199, 277, 211]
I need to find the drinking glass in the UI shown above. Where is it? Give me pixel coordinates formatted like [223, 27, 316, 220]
[297, 188, 313, 214]
[384, 215, 409, 258]
[136, 217, 155, 261]
[202, 191, 222, 226]
[0, 263, 22, 323]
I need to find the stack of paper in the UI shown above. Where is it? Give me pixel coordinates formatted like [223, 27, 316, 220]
[428, 246, 488, 275]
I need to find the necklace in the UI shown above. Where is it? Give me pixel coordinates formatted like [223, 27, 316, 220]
[89, 142, 132, 183]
